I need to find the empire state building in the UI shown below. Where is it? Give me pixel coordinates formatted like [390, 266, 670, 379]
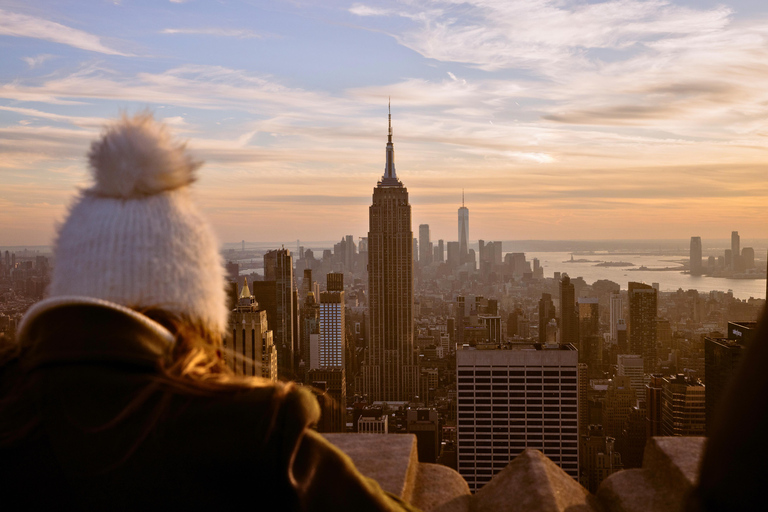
[364, 106, 419, 402]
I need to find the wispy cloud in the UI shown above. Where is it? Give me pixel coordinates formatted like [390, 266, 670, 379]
[160, 27, 268, 39]
[0, 9, 131, 56]
[22, 53, 54, 68]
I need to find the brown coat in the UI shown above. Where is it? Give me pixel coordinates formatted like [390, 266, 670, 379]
[0, 300, 418, 511]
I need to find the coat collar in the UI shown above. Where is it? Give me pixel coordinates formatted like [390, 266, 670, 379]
[17, 296, 174, 369]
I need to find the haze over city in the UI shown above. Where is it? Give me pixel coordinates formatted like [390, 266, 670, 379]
[2, 0, 768, 245]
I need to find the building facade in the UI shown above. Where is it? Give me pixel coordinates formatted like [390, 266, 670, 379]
[628, 282, 657, 373]
[225, 278, 278, 381]
[364, 108, 419, 402]
[456, 344, 579, 492]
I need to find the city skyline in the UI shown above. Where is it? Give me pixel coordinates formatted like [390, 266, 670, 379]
[2, 1, 768, 245]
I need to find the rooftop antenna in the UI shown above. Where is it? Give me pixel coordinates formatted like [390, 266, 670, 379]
[388, 96, 392, 143]
[462, 189, 465, 207]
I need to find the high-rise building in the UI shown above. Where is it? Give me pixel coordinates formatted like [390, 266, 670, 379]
[742, 247, 755, 269]
[690, 236, 702, 276]
[419, 224, 432, 265]
[617, 354, 645, 402]
[560, 274, 578, 348]
[407, 409, 440, 463]
[437, 239, 445, 263]
[731, 231, 741, 271]
[628, 282, 657, 373]
[580, 425, 623, 493]
[603, 376, 636, 439]
[456, 344, 579, 492]
[646, 375, 664, 438]
[225, 278, 277, 380]
[609, 292, 623, 342]
[446, 241, 460, 267]
[458, 191, 469, 264]
[578, 298, 600, 372]
[616, 319, 628, 354]
[364, 107, 418, 402]
[262, 248, 296, 377]
[538, 293, 556, 344]
[660, 375, 705, 436]
[704, 321, 757, 435]
[319, 273, 345, 369]
[308, 368, 346, 432]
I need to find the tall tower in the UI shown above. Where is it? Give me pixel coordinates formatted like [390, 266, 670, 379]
[458, 191, 469, 264]
[731, 231, 741, 271]
[419, 224, 432, 265]
[365, 104, 418, 402]
[690, 236, 702, 276]
[609, 291, 623, 342]
[628, 282, 658, 373]
[559, 274, 578, 347]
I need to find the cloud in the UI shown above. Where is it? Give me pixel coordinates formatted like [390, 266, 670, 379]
[350, 1, 733, 72]
[161, 28, 267, 39]
[0, 9, 131, 56]
[22, 54, 54, 68]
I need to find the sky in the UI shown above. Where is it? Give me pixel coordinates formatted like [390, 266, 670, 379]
[1, 0, 768, 246]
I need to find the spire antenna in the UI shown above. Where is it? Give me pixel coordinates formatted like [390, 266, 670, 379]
[462, 189, 465, 207]
[388, 97, 392, 143]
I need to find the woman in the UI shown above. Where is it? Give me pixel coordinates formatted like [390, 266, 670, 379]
[0, 114, 418, 511]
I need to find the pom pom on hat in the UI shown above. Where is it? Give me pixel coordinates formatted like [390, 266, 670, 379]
[88, 112, 201, 198]
[46, 112, 229, 336]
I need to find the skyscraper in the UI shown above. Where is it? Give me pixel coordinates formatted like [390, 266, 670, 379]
[628, 282, 657, 373]
[609, 291, 623, 342]
[560, 274, 578, 348]
[538, 293, 556, 344]
[456, 344, 579, 491]
[225, 278, 277, 380]
[262, 248, 296, 377]
[458, 191, 469, 264]
[319, 273, 345, 369]
[731, 231, 740, 270]
[419, 224, 432, 265]
[364, 106, 418, 402]
[690, 236, 702, 276]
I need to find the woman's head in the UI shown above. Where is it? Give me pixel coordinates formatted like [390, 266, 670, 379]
[47, 113, 229, 337]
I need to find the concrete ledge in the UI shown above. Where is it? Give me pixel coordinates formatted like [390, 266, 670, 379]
[325, 434, 706, 512]
[598, 437, 706, 512]
[412, 463, 471, 511]
[324, 433, 419, 502]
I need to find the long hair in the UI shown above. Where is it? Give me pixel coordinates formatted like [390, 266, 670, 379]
[0, 307, 291, 450]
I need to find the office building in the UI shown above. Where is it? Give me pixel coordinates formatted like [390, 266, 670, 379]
[407, 409, 440, 463]
[628, 282, 657, 373]
[603, 376, 635, 439]
[319, 273, 345, 369]
[456, 344, 579, 492]
[646, 375, 664, 438]
[538, 293, 556, 346]
[660, 375, 705, 436]
[609, 292, 623, 342]
[616, 320, 628, 354]
[308, 368, 346, 432]
[446, 241, 460, 268]
[419, 224, 432, 265]
[225, 278, 277, 381]
[580, 425, 622, 493]
[364, 107, 419, 402]
[262, 248, 296, 377]
[690, 236, 703, 276]
[560, 274, 578, 347]
[731, 231, 741, 271]
[437, 239, 445, 263]
[617, 354, 645, 402]
[578, 298, 600, 372]
[742, 247, 755, 269]
[704, 321, 757, 434]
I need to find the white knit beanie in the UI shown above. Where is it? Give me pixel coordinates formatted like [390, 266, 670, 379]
[47, 113, 228, 334]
